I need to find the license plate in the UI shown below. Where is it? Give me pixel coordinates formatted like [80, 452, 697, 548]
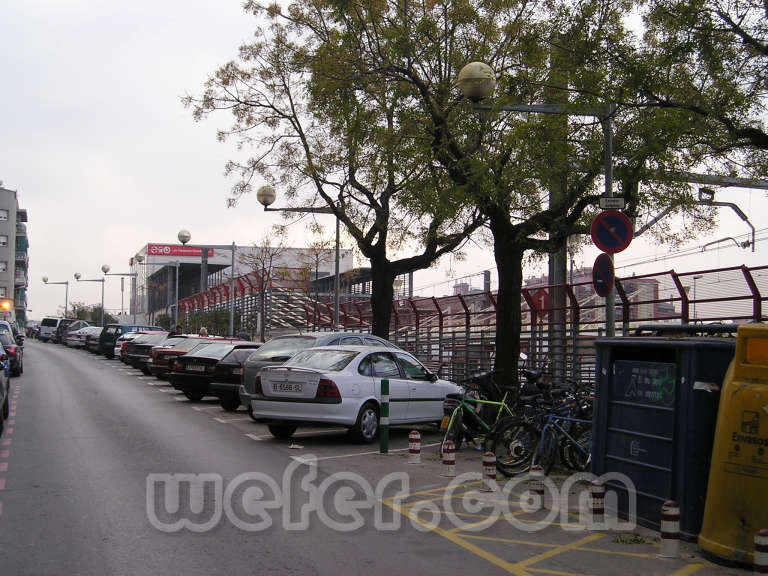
[440, 415, 450, 430]
[232, 368, 242, 375]
[274, 382, 302, 393]
[186, 364, 205, 373]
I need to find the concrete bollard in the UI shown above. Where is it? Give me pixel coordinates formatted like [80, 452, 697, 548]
[528, 465, 545, 509]
[441, 440, 456, 477]
[379, 379, 389, 454]
[659, 501, 680, 558]
[755, 528, 768, 574]
[480, 452, 496, 492]
[408, 430, 421, 465]
[589, 480, 605, 529]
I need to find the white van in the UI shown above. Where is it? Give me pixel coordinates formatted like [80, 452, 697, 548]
[39, 317, 63, 342]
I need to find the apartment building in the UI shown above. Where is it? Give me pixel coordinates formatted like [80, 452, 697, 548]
[0, 186, 29, 327]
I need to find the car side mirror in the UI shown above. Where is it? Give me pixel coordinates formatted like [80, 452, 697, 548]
[428, 372, 439, 382]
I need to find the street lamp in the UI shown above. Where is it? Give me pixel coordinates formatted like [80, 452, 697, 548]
[178, 230, 236, 336]
[102, 267, 139, 323]
[457, 61, 616, 336]
[256, 184, 341, 329]
[692, 274, 704, 323]
[42, 276, 69, 318]
[74, 264, 109, 326]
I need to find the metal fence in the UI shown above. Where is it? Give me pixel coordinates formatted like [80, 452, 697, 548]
[180, 264, 768, 385]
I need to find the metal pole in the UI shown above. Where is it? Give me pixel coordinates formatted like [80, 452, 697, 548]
[229, 242, 235, 336]
[174, 262, 180, 326]
[132, 273, 137, 324]
[602, 106, 616, 337]
[334, 218, 340, 328]
[120, 276, 124, 316]
[65, 282, 69, 319]
[200, 247, 208, 294]
[100, 278, 105, 326]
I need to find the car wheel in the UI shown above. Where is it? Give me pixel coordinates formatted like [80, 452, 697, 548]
[183, 390, 205, 402]
[267, 423, 297, 440]
[219, 394, 240, 412]
[247, 405, 259, 422]
[140, 367, 151, 375]
[349, 402, 379, 444]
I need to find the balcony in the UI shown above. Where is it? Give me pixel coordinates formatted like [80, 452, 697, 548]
[16, 223, 26, 236]
[14, 271, 26, 286]
[15, 250, 27, 264]
[16, 209, 27, 223]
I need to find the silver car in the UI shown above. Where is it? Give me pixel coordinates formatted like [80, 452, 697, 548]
[239, 331, 399, 418]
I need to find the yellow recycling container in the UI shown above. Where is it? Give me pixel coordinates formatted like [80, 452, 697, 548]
[699, 323, 768, 564]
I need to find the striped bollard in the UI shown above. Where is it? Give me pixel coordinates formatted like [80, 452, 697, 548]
[480, 452, 496, 492]
[589, 480, 605, 529]
[755, 528, 768, 574]
[379, 379, 389, 454]
[528, 465, 545, 509]
[441, 440, 456, 477]
[408, 431, 421, 464]
[659, 501, 680, 558]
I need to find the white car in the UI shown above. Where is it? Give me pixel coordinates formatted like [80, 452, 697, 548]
[66, 327, 91, 348]
[250, 345, 461, 442]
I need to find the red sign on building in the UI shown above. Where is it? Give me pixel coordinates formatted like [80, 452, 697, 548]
[146, 244, 214, 257]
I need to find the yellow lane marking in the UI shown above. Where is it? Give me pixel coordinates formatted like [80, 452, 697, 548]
[511, 534, 605, 570]
[461, 535, 561, 549]
[528, 569, 593, 576]
[668, 564, 707, 576]
[382, 499, 529, 575]
[445, 509, 530, 534]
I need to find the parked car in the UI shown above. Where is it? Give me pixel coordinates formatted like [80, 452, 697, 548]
[0, 332, 23, 376]
[124, 332, 170, 373]
[58, 320, 90, 345]
[250, 345, 460, 442]
[149, 337, 232, 379]
[169, 342, 261, 406]
[0, 343, 9, 436]
[83, 326, 104, 353]
[239, 331, 400, 416]
[39, 317, 63, 342]
[65, 326, 90, 348]
[0, 321, 23, 346]
[98, 324, 164, 358]
[114, 331, 153, 361]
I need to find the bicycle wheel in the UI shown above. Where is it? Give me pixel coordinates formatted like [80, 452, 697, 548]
[535, 430, 558, 475]
[560, 426, 592, 471]
[439, 409, 464, 458]
[489, 419, 540, 477]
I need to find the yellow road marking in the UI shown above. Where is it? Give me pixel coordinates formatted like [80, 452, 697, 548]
[445, 509, 530, 534]
[512, 534, 605, 570]
[382, 499, 530, 575]
[668, 564, 707, 576]
[528, 569, 593, 576]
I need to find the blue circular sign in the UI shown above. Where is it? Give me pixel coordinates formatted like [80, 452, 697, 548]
[590, 210, 633, 254]
[593, 253, 615, 297]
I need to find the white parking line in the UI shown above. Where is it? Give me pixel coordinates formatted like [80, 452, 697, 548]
[173, 397, 187, 402]
[137, 376, 155, 380]
[213, 417, 251, 423]
[145, 382, 166, 387]
[290, 442, 441, 465]
[190, 406, 220, 412]
[245, 429, 348, 441]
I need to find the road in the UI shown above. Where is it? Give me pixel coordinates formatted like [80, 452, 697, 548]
[0, 341, 473, 576]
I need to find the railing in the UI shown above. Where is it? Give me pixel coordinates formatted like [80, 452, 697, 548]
[180, 264, 767, 386]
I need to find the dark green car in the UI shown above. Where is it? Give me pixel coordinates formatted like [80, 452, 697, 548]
[98, 324, 164, 358]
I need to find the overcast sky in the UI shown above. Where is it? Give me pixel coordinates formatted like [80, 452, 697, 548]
[1, 1, 765, 320]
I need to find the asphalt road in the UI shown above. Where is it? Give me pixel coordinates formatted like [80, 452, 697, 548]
[0, 340, 479, 576]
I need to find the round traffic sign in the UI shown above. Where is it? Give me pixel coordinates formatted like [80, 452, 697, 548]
[592, 253, 615, 298]
[590, 210, 633, 254]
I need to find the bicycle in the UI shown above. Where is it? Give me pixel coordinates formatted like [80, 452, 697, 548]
[532, 412, 592, 474]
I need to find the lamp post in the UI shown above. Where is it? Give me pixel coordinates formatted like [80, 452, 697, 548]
[102, 268, 138, 323]
[177, 231, 236, 336]
[74, 264, 109, 326]
[692, 274, 704, 323]
[42, 276, 69, 318]
[256, 184, 341, 329]
[457, 61, 616, 336]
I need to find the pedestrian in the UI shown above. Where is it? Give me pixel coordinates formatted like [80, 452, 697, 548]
[236, 330, 251, 341]
[169, 324, 183, 337]
[198, 326, 208, 336]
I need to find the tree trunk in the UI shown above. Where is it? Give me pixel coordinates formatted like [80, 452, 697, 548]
[369, 257, 395, 339]
[492, 231, 525, 391]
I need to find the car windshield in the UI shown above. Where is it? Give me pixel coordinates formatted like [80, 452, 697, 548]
[42, 318, 59, 327]
[173, 338, 211, 351]
[285, 349, 358, 371]
[133, 333, 168, 344]
[0, 333, 12, 346]
[185, 343, 235, 360]
[161, 337, 185, 347]
[246, 336, 317, 361]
